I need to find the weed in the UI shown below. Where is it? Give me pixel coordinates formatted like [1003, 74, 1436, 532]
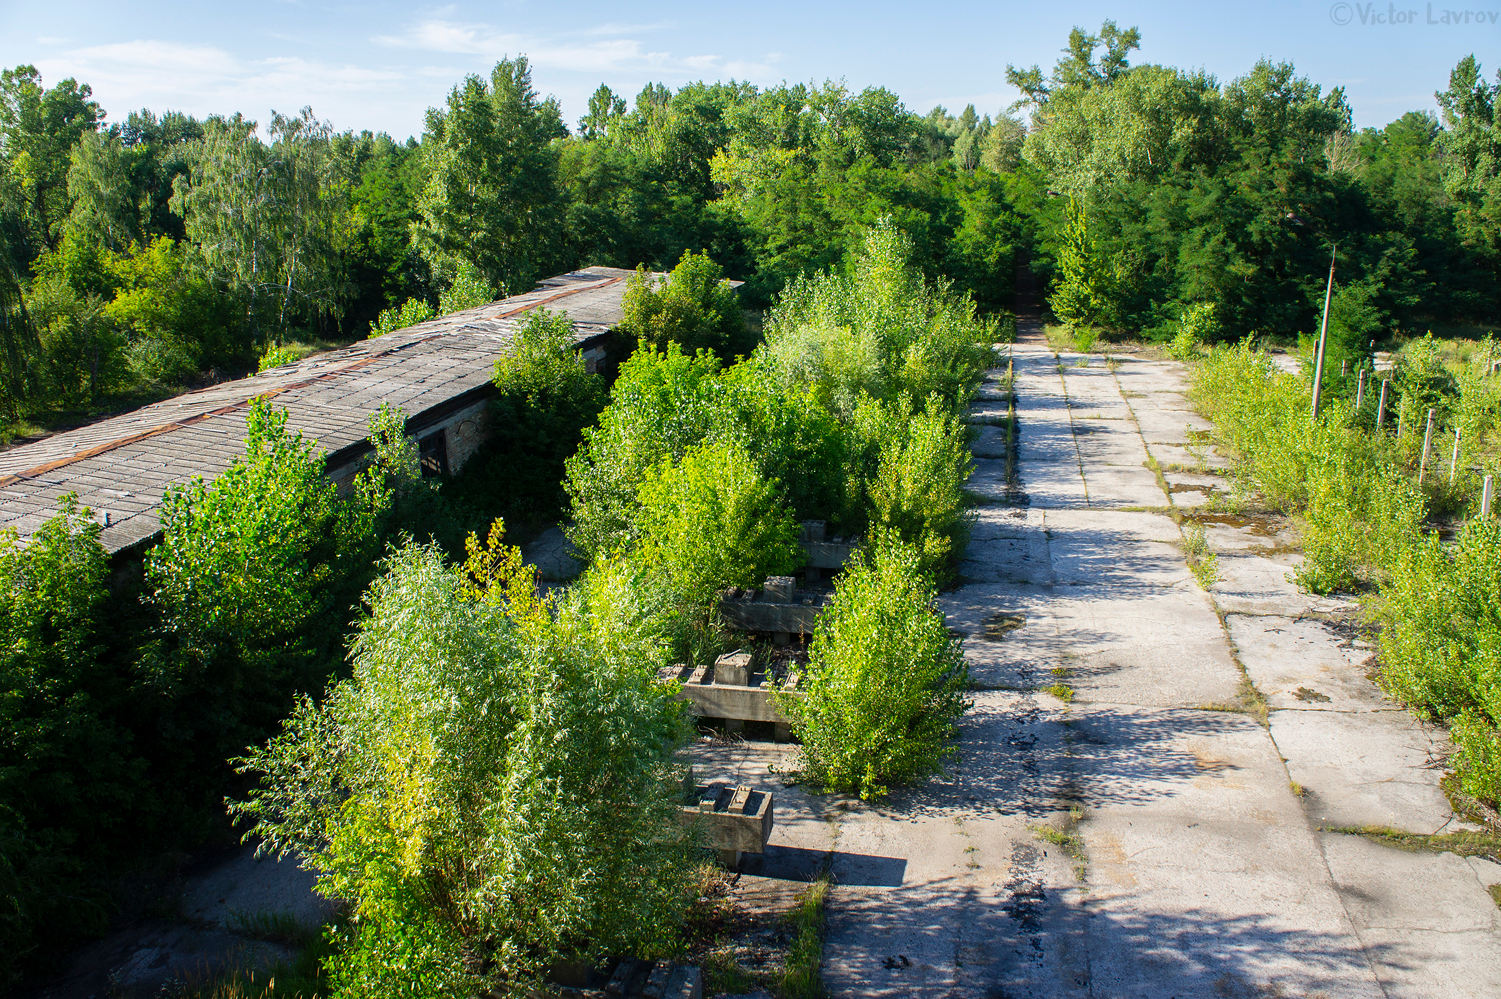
[1289, 781, 1307, 798]
[1072, 326, 1100, 353]
[1044, 683, 1075, 703]
[1323, 824, 1501, 862]
[780, 876, 830, 999]
[1490, 885, 1501, 909]
[1031, 805, 1089, 881]
[1181, 522, 1221, 588]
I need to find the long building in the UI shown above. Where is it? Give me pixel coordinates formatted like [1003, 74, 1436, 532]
[0, 266, 642, 557]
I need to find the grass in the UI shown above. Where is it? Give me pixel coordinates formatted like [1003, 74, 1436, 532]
[1031, 805, 1089, 881]
[1489, 884, 1501, 909]
[1323, 824, 1501, 862]
[1289, 781, 1308, 798]
[1181, 522, 1221, 589]
[780, 876, 830, 999]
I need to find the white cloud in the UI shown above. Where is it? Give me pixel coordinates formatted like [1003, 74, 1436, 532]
[34, 38, 430, 135]
[372, 16, 777, 81]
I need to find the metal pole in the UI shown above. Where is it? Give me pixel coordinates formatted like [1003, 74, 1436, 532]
[1377, 379, 1390, 428]
[1341, 360, 1348, 378]
[1450, 427, 1462, 484]
[1311, 244, 1336, 420]
[1419, 408, 1435, 485]
[1483, 475, 1495, 519]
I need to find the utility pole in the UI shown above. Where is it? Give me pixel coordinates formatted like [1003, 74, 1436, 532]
[1311, 243, 1336, 420]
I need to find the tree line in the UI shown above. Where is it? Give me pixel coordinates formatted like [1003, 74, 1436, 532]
[2, 27, 1496, 435]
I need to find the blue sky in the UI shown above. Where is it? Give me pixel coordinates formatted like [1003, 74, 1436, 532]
[0, 0, 1495, 138]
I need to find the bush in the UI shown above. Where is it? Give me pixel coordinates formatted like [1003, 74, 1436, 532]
[850, 394, 974, 582]
[761, 220, 994, 418]
[634, 440, 802, 650]
[563, 343, 728, 560]
[368, 296, 437, 338]
[780, 534, 970, 800]
[232, 541, 693, 999]
[618, 250, 748, 361]
[0, 497, 139, 979]
[472, 308, 606, 521]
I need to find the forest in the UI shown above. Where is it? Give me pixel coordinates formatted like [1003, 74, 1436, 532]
[2, 18, 1500, 998]
[1, 23, 1497, 438]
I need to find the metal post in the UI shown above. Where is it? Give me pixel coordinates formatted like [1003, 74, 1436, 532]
[1356, 368, 1367, 410]
[1341, 360, 1348, 378]
[1450, 427, 1462, 484]
[1377, 379, 1389, 428]
[1311, 244, 1337, 420]
[1419, 408, 1435, 484]
[1483, 475, 1495, 519]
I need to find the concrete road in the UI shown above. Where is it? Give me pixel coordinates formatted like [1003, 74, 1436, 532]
[691, 323, 1501, 997]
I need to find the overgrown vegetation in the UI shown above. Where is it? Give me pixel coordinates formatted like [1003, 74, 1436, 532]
[1191, 339, 1501, 809]
[780, 535, 971, 800]
[231, 541, 694, 997]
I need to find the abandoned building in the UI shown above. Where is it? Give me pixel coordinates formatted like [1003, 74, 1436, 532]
[0, 266, 648, 559]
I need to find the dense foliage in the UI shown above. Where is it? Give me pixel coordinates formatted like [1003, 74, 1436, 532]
[779, 534, 970, 800]
[231, 541, 693, 998]
[1190, 341, 1501, 807]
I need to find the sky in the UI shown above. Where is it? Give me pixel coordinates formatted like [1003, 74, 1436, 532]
[0, 0, 1495, 138]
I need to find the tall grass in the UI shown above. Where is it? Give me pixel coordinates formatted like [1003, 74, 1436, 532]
[1190, 340, 1501, 807]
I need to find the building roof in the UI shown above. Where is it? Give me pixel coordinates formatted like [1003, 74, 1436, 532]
[0, 266, 639, 555]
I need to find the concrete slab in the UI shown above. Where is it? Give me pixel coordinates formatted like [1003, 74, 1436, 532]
[1226, 614, 1380, 712]
[1272, 709, 1461, 834]
[1321, 831, 1501, 998]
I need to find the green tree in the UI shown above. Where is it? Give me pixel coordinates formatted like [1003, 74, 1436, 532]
[415, 58, 566, 296]
[780, 533, 970, 800]
[579, 83, 626, 139]
[231, 541, 692, 998]
[617, 250, 748, 360]
[0, 497, 140, 976]
[634, 439, 801, 628]
[0, 65, 103, 257]
[1436, 56, 1501, 270]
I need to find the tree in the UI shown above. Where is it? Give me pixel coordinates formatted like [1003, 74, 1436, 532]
[617, 250, 748, 360]
[579, 83, 626, 139]
[415, 58, 567, 296]
[172, 109, 347, 346]
[1006, 20, 1141, 113]
[480, 307, 606, 518]
[64, 131, 142, 251]
[780, 533, 970, 800]
[0, 65, 103, 257]
[231, 540, 693, 998]
[1436, 56, 1501, 269]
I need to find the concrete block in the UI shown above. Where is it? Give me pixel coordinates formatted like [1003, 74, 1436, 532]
[680, 782, 774, 859]
[715, 650, 752, 686]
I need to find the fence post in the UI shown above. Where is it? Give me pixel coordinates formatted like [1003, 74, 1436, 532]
[1419, 409, 1436, 484]
[1483, 475, 1495, 519]
[1377, 379, 1390, 428]
[1356, 368, 1367, 410]
[1450, 428, 1462, 485]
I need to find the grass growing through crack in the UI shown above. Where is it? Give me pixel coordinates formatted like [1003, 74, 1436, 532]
[780, 876, 831, 999]
[1043, 683, 1075, 703]
[1323, 824, 1501, 861]
[1032, 805, 1089, 881]
[1181, 522, 1220, 588]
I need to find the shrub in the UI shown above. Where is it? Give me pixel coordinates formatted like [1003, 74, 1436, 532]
[0, 497, 138, 979]
[257, 343, 299, 371]
[850, 394, 974, 582]
[761, 220, 993, 418]
[475, 308, 606, 521]
[634, 440, 802, 649]
[231, 541, 693, 999]
[368, 296, 437, 338]
[780, 533, 970, 800]
[563, 343, 728, 560]
[618, 250, 747, 361]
